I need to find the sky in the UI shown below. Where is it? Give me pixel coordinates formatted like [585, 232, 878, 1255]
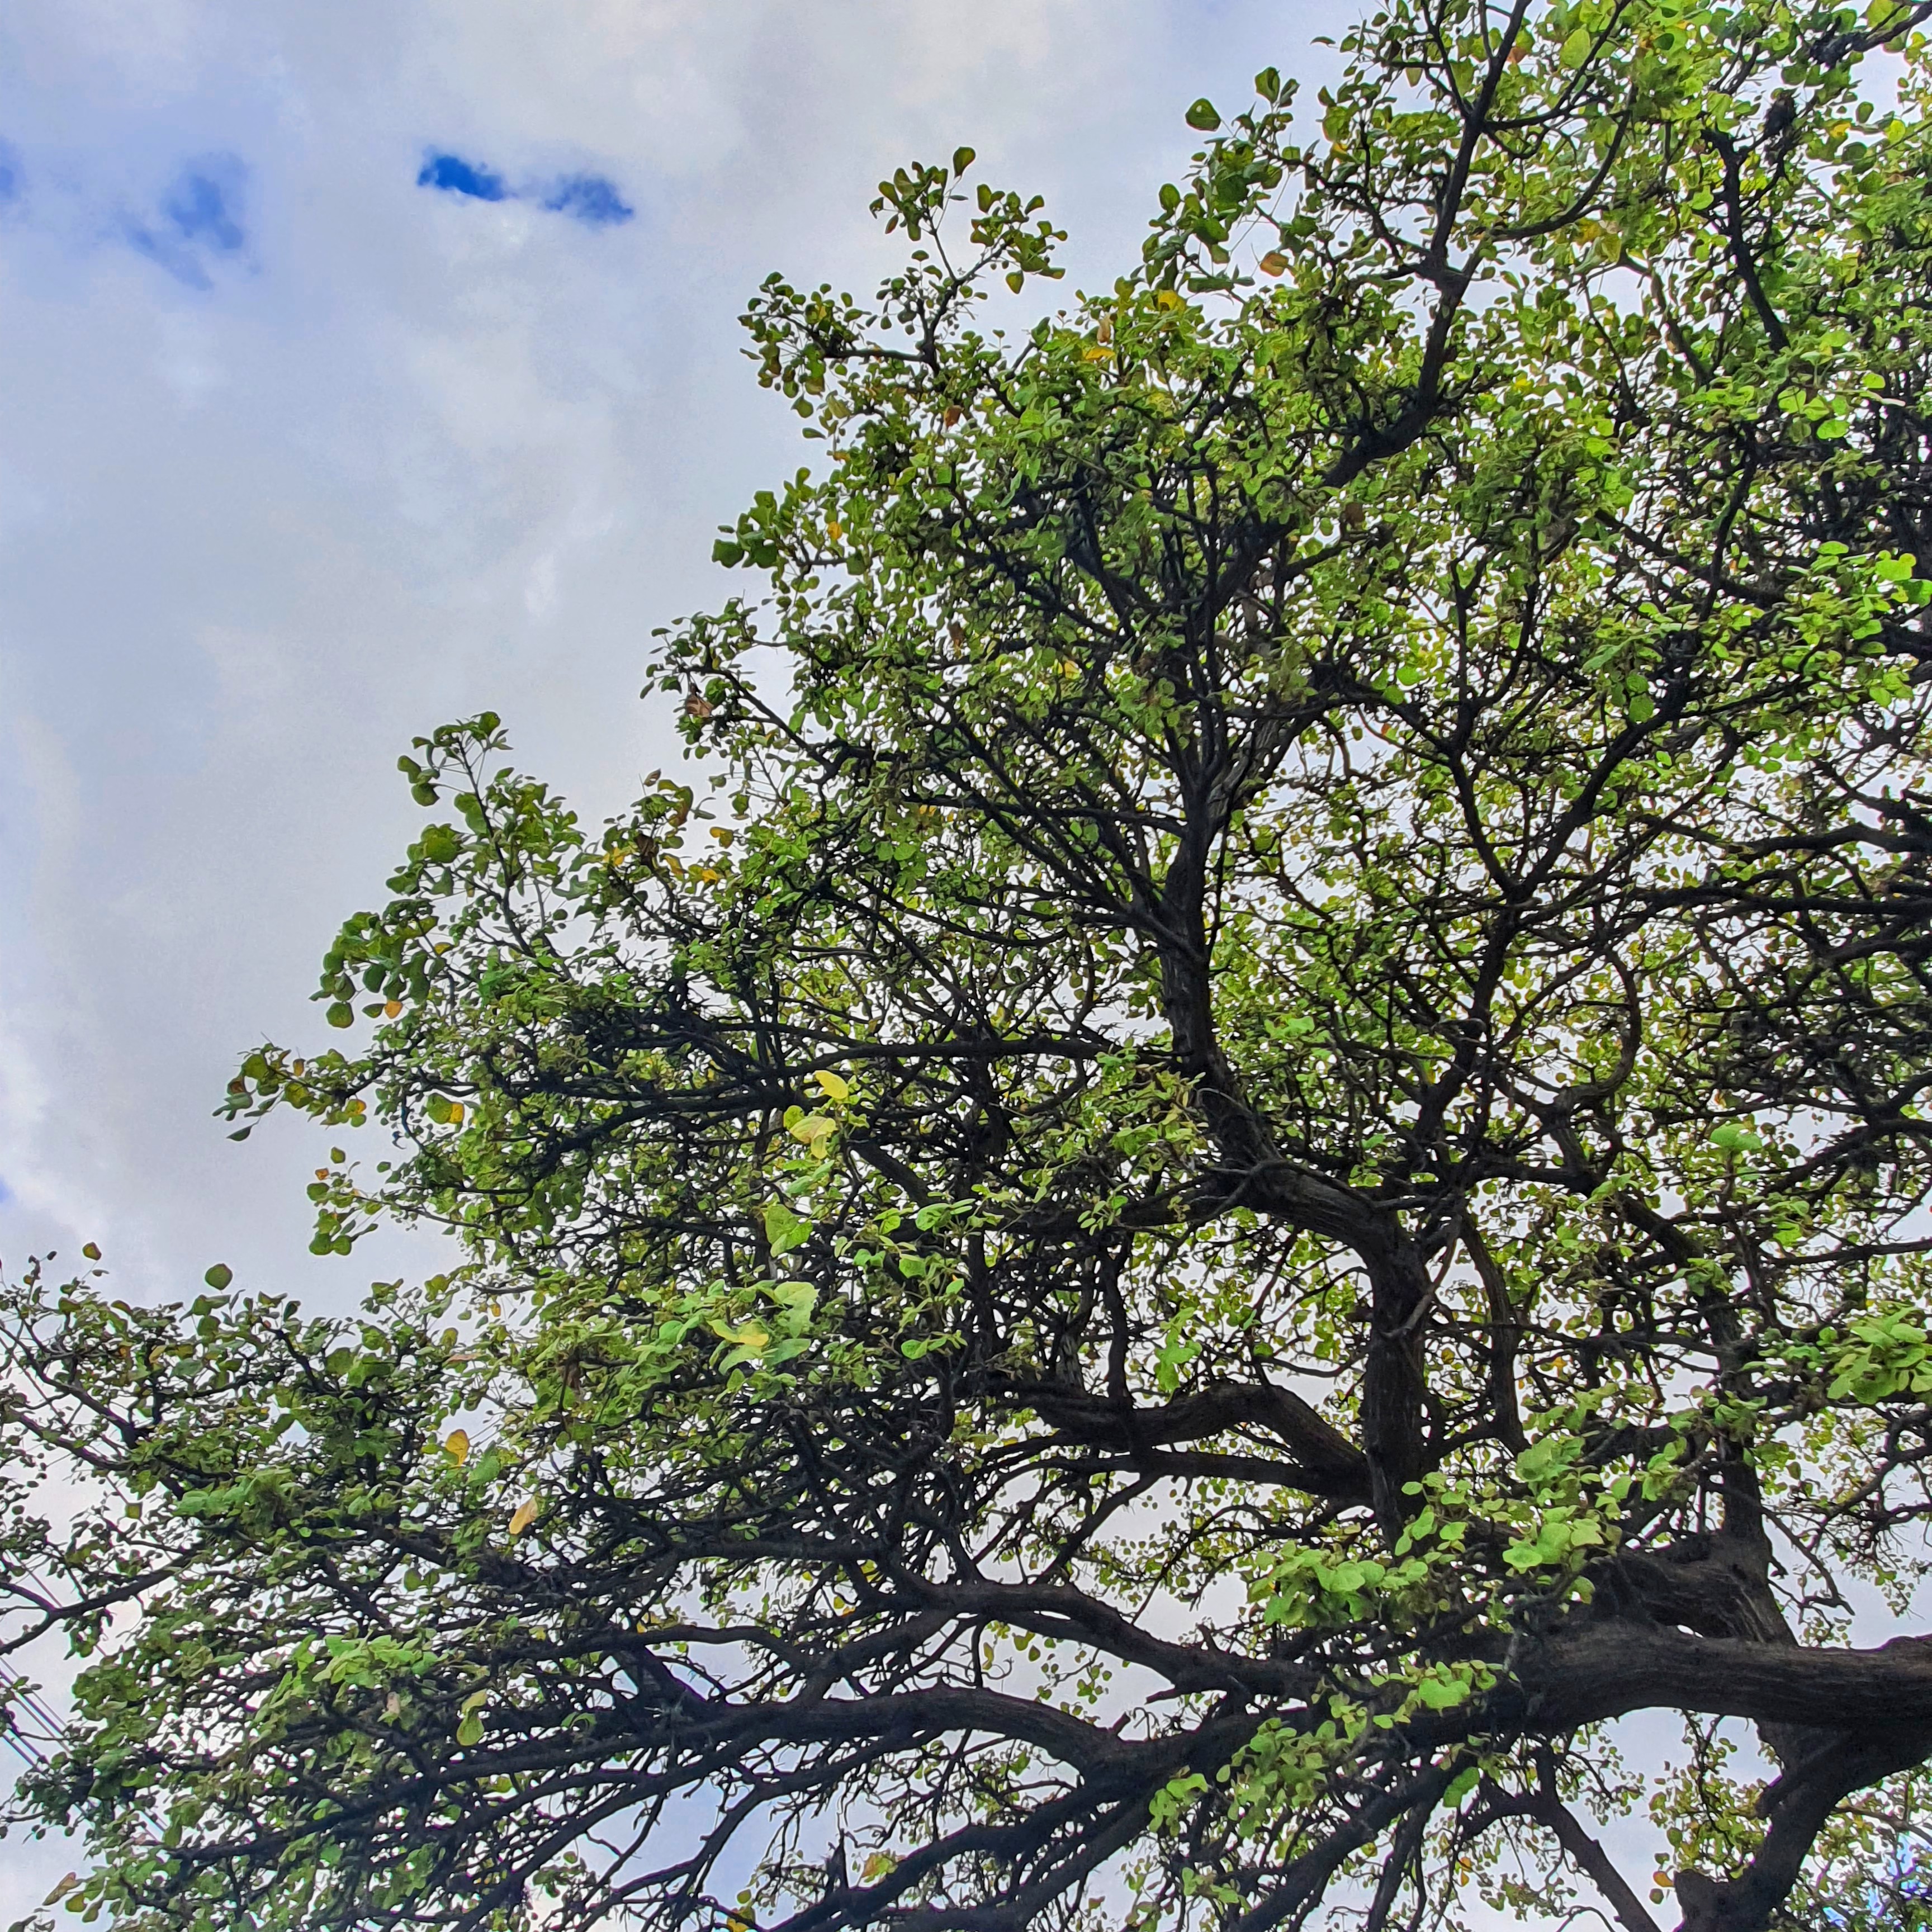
[0, 0, 1351, 1301]
[0, 0, 1367, 1911]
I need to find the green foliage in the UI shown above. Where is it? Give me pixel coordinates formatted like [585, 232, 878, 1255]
[12, 3, 1932, 1930]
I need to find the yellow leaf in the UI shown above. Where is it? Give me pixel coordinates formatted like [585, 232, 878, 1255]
[42, 1876, 80, 1907]
[384, 1000, 402, 1018]
[1082, 345, 1112, 362]
[1258, 251, 1289, 277]
[789, 1112, 835, 1147]
[827, 518, 842, 540]
[447, 1100, 465, 1125]
[508, 1498, 539, 1537]
[709, 1319, 770, 1351]
[81, 1243, 101, 1262]
[811, 1069, 850, 1102]
[444, 1429, 470, 1465]
[860, 1852, 897, 1882]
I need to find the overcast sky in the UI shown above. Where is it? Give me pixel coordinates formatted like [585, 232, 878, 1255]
[0, 0, 1355, 1306]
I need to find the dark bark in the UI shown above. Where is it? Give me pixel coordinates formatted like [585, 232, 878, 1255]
[1509, 1625, 1932, 1739]
[1016, 1379, 1372, 1500]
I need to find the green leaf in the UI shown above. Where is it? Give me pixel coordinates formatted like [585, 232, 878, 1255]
[763, 1201, 812, 1256]
[1560, 27, 1592, 67]
[1185, 98, 1221, 131]
[1414, 1673, 1471, 1710]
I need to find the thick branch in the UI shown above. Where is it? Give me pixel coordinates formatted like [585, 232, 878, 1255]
[1017, 1379, 1371, 1501]
[1510, 1624, 1932, 1738]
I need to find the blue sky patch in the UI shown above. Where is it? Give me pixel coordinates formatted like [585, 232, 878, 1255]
[0, 139, 21, 207]
[125, 153, 248, 288]
[417, 152, 509, 202]
[164, 165, 245, 253]
[418, 150, 633, 228]
[540, 173, 633, 227]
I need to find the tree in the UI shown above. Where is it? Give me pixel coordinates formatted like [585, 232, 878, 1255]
[12, 1, 1932, 1927]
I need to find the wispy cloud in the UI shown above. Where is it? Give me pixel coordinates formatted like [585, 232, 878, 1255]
[124, 153, 248, 288]
[417, 150, 633, 227]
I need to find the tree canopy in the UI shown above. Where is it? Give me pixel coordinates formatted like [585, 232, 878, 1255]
[13, 2, 1932, 1928]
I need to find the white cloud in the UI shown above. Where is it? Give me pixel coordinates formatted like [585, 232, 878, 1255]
[0, 0, 1344, 1288]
